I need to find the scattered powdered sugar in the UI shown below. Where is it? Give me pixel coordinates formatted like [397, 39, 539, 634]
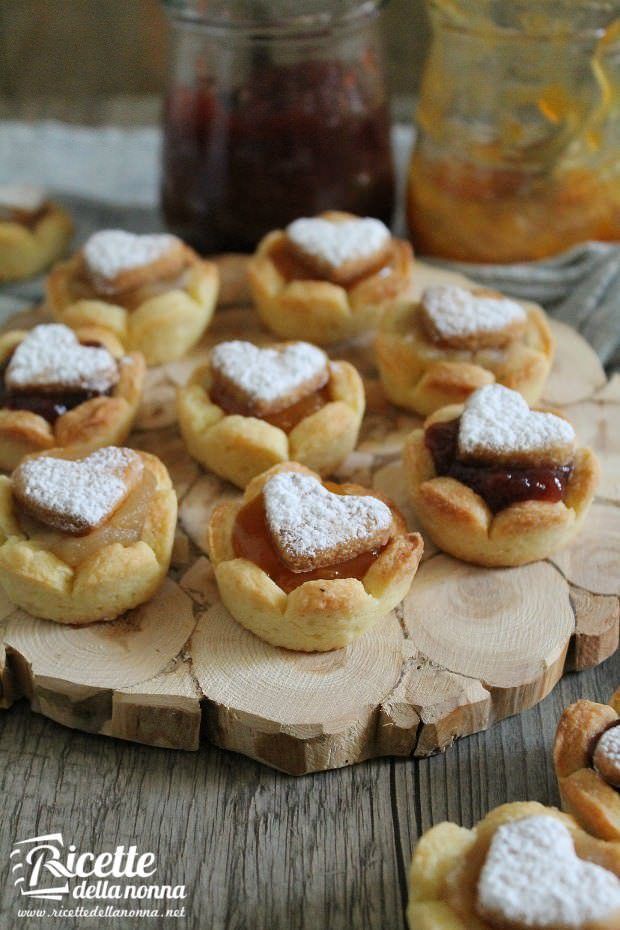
[477, 815, 620, 928]
[0, 183, 46, 213]
[263, 472, 392, 569]
[422, 285, 526, 340]
[286, 217, 390, 271]
[83, 229, 179, 281]
[5, 324, 119, 393]
[211, 341, 328, 407]
[14, 447, 141, 534]
[458, 384, 575, 463]
[593, 725, 620, 787]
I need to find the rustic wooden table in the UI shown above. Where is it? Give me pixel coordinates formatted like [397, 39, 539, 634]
[0, 103, 617, 930]
[0, 661, 617, 930]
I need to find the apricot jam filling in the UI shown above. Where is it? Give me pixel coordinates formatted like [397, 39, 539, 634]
[408, 152, 620, 264]
[0, 351, 115, 425]
[268, 237, 397, 290]
[425, 418, 572, 514]
[16, 469, 156, 569]
[210, 381, 331, 434]
[232, 488, 389, 593]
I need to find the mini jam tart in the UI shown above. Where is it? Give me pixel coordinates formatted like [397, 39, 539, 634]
[404, 384, 600, 567]
[0, 183, 73, 282]
[375, 284, 555, 416]
[177, 339, 365, 489]
[408, 802, 620, 930]
[207, 462, 423, 651]
[247, 211, 414, 345]
[0, 446, 177, 624]
[0, 323, 145, 471]
[554, 690, 620, 841]
[46, 229, 219, 365]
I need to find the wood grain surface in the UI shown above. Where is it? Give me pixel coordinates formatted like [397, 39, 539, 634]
[0, 260, 617, 929]
[0, 663, 616, 930]
[0, 264, 616, 777]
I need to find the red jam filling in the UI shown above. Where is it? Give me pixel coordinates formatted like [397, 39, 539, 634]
[210, 381, 331, 434]
[0, 347, 114, 425]
[425, 418, 572, 514]
[161, 59, 394, 253]
[232, 488, 387, 593]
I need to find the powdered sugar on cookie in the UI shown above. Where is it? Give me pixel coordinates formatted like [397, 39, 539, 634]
[13, 447, 143, 535]
[210, 341, 328, 416]
[593, 725, 620, 788]
[84, 230, 180, 282]
[477, 815, 620, 928]
[458, 384, 575, 467]
[421, 285, 526, 349]
[263, 471, 392, 573]
[286, 216, 391, 283]
[5, 324, 119, 394]
[0, 183, 46, 214]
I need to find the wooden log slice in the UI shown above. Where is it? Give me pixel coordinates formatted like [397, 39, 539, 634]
[0, 259, 617, 773]
[191, 603, 406, 775]
[1, 580, 199, 749]
[550, 503, 620, 597]
[402, 558, 574, 722]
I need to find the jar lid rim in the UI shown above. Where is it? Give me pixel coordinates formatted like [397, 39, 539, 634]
[162, 0, 386, 33]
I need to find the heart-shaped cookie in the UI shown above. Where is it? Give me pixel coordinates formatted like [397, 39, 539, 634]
[286, 216, 391, 284]
[210, 340, 329, 416]
[83, 229, 185, 293]
[477, 815, 620, 929]
[263, 471, 393, 573]
[12, 447, 143, 535]
[594, 725, 620, 788]
[420, 285, 526, 349]
[458, 384, 575, 467]
[5, 324, 119, 394]
[84, 230, 179, 279]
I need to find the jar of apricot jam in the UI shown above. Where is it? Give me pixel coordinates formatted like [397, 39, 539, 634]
[408, 1, 620, 262]
[161, 0, 395, 253]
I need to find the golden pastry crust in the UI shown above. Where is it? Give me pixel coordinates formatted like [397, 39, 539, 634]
[177, 355, 365, 488]
[247, 212, 414, 345]
[375, 295, 554, 416]
[0, 450, 176, 624]
[207, 462, 424, 652]
[0, 201, 73, 282]
[0, 326, 145, 471]
[554, 693, 620, 841]
[46, 249, 218, 365]
[403, 403, 599, 567]
[408, 802, 620, 930]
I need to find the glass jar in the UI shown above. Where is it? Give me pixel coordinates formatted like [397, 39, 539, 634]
[408, 1, 620, 262]
[161, 0, 394, 253]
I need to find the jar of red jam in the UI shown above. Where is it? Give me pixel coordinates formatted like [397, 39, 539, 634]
[160, 0, 395, 253]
